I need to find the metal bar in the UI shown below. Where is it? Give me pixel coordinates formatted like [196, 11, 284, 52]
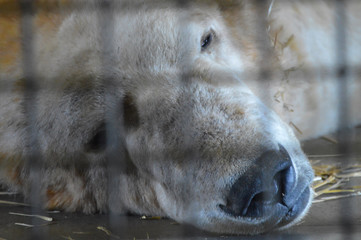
[97, 0, 128, 237]
[255, 0, 275, 80]
[174, 0, 199, 237]
[2, 65, 361, 93]
[334, 0, 355, 234]
[253, 0, 275, 206]
[18, 0, 48, 238]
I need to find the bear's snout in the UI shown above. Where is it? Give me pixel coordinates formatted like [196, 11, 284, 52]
[219, 144, 298, 218]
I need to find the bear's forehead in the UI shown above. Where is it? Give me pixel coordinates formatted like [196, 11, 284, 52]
[119, 10, 213, 37]
[110, 7, 221, 70]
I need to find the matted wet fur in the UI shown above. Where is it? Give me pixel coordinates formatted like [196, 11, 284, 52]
[0, 0, 361, 235]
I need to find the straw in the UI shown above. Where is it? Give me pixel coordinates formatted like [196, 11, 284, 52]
[312, 158, 361, 203]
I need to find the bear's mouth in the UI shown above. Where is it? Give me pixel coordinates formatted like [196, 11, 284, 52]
[218, 186, 311, 225]
[279, 186, 312, 224]
[218, 186, 286, 218]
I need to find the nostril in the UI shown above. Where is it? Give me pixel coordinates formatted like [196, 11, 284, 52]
[278, 145, 296, 199]
[220, 144, 296, 218]
[244, 168, 289, 217]
[273, 164, 295, 206]
[252, 191, 274, 204]
[278, 163, 296, 208]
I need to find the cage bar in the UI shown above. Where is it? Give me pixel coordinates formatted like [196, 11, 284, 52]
[18, 0, 48, 238]
[334, 0, 356, 235]
[96, 0, 129, 237]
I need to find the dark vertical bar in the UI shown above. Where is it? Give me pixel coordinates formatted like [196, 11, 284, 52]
[254, 0, 274, 206]
[18, 0, 47, 238]
[175, 0, 193, 237]
[254, 0, 276, 119]
[255, 0, 274, 82]
[97, 0, 127, 237]
[334, 0, 354, 235]
[174, 0, 200, 237]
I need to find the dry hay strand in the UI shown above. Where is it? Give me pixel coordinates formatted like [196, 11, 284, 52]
[311, 158, 361, 203]
[140, 215, 163, 220]
[9, 212, 53, 222]
[97, 226, 121, 239]
[0, 200, 30, 207]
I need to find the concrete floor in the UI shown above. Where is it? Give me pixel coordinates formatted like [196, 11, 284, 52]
[0, 128, 360, 239]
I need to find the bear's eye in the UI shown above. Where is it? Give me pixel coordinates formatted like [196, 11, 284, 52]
[201, 30, 214, 51]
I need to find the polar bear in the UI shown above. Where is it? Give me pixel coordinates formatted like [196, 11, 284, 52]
[0, 0, 360, 235]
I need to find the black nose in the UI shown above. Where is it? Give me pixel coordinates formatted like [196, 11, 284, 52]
[220, 144, 295, 218]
